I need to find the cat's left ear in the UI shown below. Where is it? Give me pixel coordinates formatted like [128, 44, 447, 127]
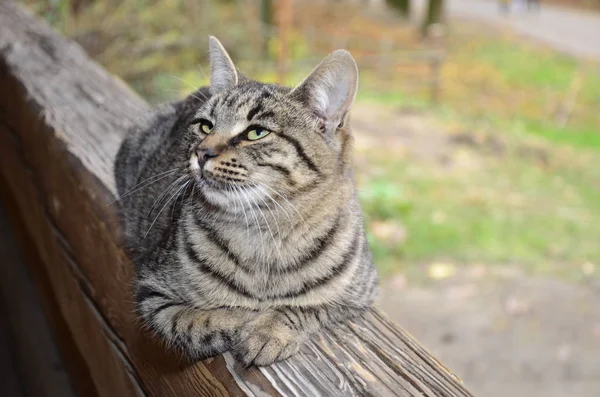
[208, 36, 239, 94]
[290, 50, 358, 132]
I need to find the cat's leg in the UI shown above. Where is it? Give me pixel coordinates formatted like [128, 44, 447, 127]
[233, 305, 366, 366]
[136, 284, 256, 361]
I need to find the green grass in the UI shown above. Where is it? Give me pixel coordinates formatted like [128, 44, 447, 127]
[354, 24, 600, 278]
[356, 139, 600, 279]
[447, 25, 600, 149]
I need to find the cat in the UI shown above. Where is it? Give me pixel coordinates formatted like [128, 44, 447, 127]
[115, 36, 378, 367]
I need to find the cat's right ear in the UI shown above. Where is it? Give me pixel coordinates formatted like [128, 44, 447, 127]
[208, 36, 238, 94]
[290, 50, 358, 134]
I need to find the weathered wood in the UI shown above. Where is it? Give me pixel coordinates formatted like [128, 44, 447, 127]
[0, 205, 78, 397]
[0, 170, 102, 397]
[0, 2, 473, 396]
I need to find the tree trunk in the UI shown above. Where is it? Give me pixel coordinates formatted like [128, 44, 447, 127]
[275, 0, 291, 84]
[421, 0, 444, 38]
[386, 0, 411, 18]
[260, 0, 273, 59]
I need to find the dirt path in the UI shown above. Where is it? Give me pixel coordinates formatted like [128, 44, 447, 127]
[413, 0, 600, 61]
[378, 268, 600, 397]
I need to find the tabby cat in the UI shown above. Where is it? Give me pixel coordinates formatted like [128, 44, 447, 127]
[115, 37, 378, 366]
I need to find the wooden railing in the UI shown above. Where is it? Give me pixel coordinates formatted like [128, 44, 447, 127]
[0, 2, 472, 396]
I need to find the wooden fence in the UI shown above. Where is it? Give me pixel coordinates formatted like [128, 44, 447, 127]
[0, 2, 470, 396]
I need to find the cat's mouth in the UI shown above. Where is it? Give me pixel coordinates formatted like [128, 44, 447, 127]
[197, 171, 233, 190]
[189, 153, 250, 191]
[191, 167, 249, 194]
[193, 169, 257, 208]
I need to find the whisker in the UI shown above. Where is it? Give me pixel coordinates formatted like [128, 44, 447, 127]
[189, 182, 196, 204]
[172, 180, 192, 222]
[251, 185, 284, 239]
[195, 64, 210, 84]
[251, 183, 294, 224]
[229, 184, 237, 214]
[254, 181, 307, 228]
[147, 175, 188, 218]
[107, 168, 180, 205]
[247, 189, 282, 264]
[160, 89, 207, 103]
[251, 187, 285, 266]
[166, 76, 209, 101]
[240, 185, 265, 262]
[232, 185, 250, 241]
[144, 179, 190, 239]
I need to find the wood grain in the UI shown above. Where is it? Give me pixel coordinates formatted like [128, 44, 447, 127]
[0, 2, 473, 396]
[0, 203, 78, 397]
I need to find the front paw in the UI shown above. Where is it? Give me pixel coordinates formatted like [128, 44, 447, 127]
[232, 313, 305, 367]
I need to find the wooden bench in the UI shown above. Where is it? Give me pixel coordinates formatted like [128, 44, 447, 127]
[0, 3, 472, 396]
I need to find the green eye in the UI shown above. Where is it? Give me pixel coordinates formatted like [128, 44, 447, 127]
[192, 118, 213, 134]
[247, 128, 270, 141]
[200, 121, 213, 134]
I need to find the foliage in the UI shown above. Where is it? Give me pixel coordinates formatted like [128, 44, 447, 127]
[421, 0, 444, 37]
[385, 0, 410, 18]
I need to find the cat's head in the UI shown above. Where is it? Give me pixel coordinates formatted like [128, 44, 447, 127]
[187, 36, 358, 207]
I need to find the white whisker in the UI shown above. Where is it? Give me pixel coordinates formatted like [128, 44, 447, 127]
[247, 189, 282, 266]
[147, 175, 188, 218]
[251, 185, 285, 245]
[144, 180, 190, 239]
[160, 89, 207, 103]
[228, 184, 237, 214]
[195, 64, 210, 84]
[108, 168, 180, 205]
[252, 183, 293, 224]
[240, 185, 265, 262]
[254, 181, 307, 228]
[232, 185, 250, 241]
[171, 180, 192, 222]
[189, 182, 196, 204]
[167, 75, 209, 101]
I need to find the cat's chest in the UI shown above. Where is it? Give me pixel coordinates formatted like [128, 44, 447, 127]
[181, 215, 295, 273]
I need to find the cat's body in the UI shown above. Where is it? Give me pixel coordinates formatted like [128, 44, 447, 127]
[115, 37, 378, 366]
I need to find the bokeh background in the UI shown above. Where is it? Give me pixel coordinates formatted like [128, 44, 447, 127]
[18, 0, 600, 395]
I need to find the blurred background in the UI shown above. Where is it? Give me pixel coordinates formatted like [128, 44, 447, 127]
[13, 0, 600, 395]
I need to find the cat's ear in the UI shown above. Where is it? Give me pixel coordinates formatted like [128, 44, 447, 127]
[290, 50, 358, 131]
[208, 36, 238, 94]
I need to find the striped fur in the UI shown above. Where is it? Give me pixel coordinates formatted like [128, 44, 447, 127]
[115, 37, 378, 366]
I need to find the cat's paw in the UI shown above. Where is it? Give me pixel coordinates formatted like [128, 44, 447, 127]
[232, 312, 305, 367]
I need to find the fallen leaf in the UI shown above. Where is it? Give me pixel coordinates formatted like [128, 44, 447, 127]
[582, 262, 595, 276]
[428, 262, 456, 280]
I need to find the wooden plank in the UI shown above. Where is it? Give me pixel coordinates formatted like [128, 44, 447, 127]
[0, 180, 101, 397]
[0, 2, 472, 396]
[0, 125, 143, 397]
[0, 308, 27, 397]
[0, 205, 77, 397]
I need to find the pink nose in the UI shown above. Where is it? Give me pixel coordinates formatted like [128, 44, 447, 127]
[196, 147, 219, 167]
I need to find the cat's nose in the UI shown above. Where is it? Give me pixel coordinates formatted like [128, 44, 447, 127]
[196, 147, 219, 167]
